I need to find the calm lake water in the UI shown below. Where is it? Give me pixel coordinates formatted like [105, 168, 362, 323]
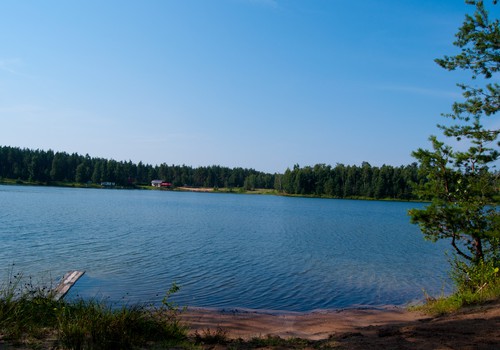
[0, 184, 452, 311]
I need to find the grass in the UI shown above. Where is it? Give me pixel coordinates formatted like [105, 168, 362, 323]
[56, 300, 188, 349]
[194, 327, 229, 345]
[3, 268, 500, 349]
[192, 332, 327, 350]
[410, 275, 500, 316]
[0, 272, 342, 350]
[0, 272, 189, 349]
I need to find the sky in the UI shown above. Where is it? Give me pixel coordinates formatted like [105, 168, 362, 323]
[0, 0, 497, 173]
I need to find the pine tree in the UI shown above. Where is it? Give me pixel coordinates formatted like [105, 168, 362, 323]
[410, 1, 500, 286]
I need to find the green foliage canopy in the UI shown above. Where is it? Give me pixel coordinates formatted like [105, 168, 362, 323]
[410, 1, 500, 266]
[0, 145, 425, 200]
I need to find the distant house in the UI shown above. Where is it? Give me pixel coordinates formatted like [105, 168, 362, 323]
[101, 182, 115, 188]
[151, 180, 172, 188]
[151, 180, 163, 187]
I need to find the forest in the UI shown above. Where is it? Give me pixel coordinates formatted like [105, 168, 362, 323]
[0, 145, 423, 200]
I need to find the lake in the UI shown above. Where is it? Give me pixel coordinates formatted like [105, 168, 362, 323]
[0, 184, 452, 311]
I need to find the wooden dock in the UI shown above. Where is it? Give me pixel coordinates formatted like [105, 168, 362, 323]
[53, 270, 85, 301]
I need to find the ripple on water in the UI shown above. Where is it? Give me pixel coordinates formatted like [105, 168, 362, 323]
[0, 186, 452, 311]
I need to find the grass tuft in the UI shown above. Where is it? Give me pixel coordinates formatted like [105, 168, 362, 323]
[0, 272, 188, 349]
[411, 276, 500, 316]
[194, 326, 228, 345]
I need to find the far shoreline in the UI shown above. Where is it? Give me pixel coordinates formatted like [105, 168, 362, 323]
[0, 179, 426, 203]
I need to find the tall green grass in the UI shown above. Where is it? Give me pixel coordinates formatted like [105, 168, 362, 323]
[0, 271, 60, 342]
[412, 259, 500, 315]
[0, 272, 188, 349]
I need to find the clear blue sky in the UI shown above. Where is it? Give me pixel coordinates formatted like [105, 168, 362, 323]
[1, 0, 495, 173]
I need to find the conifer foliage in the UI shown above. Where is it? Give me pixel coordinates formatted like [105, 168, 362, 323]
[410, 1, 500, 280]
[0, 145, 424, 200]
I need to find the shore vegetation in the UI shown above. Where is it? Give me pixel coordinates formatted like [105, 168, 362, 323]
[0, 271, 188, 349]
[0, 145, 427, 201]
[410, 0, 500, 314]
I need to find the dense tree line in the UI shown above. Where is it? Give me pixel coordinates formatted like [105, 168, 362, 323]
[0, 146, 424, 200]
[0, 146, 273, 189]
[275, 162, 420, 199]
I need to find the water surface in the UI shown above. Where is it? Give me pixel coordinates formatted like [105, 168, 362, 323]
[0, 185, 451, 311]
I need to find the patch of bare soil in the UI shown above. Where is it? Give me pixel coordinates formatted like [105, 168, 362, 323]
[183, 301, 500, 349]
[177, 186, 214, 192]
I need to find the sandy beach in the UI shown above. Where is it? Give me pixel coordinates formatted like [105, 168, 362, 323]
[182, 305, 422, 340]
[182, 302, 500, 349]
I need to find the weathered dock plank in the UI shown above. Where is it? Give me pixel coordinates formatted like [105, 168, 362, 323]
[53, 270, 85, 301]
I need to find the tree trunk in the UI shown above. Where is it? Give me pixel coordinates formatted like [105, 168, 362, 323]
[473, 236, 484, 263]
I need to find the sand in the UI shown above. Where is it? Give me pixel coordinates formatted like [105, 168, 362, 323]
[182, 301, 500, 349]
[182, 305, 423, 340]
[2, 302, 499, 349]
